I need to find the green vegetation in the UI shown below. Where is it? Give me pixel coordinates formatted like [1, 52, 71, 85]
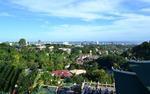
[122, 41, 150, 60]
[19, 38, 26, 47]
[0, 39, 149, 93]
[0, 64, 21, 92]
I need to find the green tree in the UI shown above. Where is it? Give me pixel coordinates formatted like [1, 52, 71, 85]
[19, 38, 26, 47]
[72, 75, 85, 84]
[85, 69, 113, 84]
[96, 55, 126, 69]
[122, 41, 150, 60]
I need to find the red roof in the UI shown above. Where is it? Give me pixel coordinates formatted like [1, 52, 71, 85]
[52, 70, 72, 78]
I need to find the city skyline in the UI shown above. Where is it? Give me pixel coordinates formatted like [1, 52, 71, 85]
[0, 0, 150, 42]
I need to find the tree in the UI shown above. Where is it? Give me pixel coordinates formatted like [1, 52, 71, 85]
[96, 55, 126, 70]
[19, 38, 26, 47]
[132, 42, 150, 60]
[85, 69, 113, 84]
[122, 41, 150, 60]
[72, 75, 85, 84]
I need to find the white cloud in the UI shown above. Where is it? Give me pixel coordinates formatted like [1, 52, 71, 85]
[45, 13, 150, 41]
[11, 0, 122, 21]
[8, 0, 150, 41]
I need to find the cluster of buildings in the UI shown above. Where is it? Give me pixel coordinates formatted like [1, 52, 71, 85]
[2, 40, 141, 47]
[76, 54, 99, 64]
[24, 60, 150, 94]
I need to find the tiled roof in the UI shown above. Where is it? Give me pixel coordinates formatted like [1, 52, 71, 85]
[52, 70, 72, 77]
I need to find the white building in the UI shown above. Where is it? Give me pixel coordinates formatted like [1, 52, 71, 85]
[70, 69, 86, 75]
[37, 45, 46, 50]
[48, 46, 54, 51]
[59, 48, 71, 54]
[63, 42, 71, 45]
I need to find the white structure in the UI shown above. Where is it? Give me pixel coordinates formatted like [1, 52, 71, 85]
[9, 43, 13, 46]
[49, 46, 54, 51]
[59, 48, 71, 54]
[37, 45, 46, 50]
[70, 69, 86, 75]
[96, 41, 99, 45]
[63, 42, 70, 45]
[90, 50, 92, 55]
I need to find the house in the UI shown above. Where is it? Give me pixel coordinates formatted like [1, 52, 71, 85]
[36, 45, 46, 50]
[51, 70, 72, 78]
[58, 48, 71, 54]
[48, 46, 54, 51]
[76, 55, 99, 64]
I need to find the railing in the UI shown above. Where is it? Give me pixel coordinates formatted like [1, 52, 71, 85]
[81, 82, 116, 92]
[83, 82, 115, 87]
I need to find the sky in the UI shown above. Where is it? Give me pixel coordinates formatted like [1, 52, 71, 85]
[0, 0, 150, 42]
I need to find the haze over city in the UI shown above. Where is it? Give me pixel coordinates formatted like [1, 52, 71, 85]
[0, 0, 150, 41]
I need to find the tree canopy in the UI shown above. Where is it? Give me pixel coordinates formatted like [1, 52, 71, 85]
[19, 38, 26, 47]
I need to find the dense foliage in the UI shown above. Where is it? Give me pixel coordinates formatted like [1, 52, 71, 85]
[0, 64, 21, 92]
[0, 39, 148, 93]
[122, 41, 150, 60]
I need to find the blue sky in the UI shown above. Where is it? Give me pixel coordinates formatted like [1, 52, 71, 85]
[0, 0, 150, 42]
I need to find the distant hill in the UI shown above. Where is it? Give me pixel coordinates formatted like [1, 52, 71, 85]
[122, 41, 150, 60]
